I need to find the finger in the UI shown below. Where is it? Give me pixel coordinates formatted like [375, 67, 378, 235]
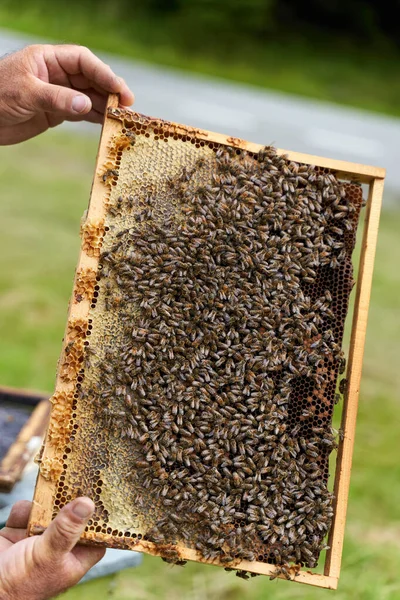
[46, 107, 103, 128]
[41, 53, 72, 90]
[6, 500, 32, 528]
[80, 108, 104, 124]
[73, 545, 106, 572]
[33, 80, 92, 116]
[0, 117, 49, 145]
[82, 89, 108, 114]
[83, 76, 135, 107]
[63, 108, 104, 125]
[0, 526, 28, 544]
[68, 76, 135, 111]
[0, 537, 12, 551]
[39, 497, 94, 557]
[66, 78, 109, 102]
[47, 45, 134, 106]
[115, 77, 135, 107]
[69, 73, 92, 90]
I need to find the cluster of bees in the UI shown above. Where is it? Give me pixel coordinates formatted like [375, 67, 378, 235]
[84, 142, 362, 574]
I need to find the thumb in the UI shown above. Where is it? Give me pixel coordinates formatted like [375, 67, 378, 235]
[38, 497, 94, 559]
[32, 80, 92, 116]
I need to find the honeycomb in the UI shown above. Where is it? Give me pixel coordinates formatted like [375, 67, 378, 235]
[74, 268, 97, 303]
[39, 108, 365, 579]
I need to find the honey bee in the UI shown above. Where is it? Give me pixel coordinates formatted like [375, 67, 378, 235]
[72, 140, 362, 572]
[339, 378, 348, 395]
[102, 168, 119, 184]
[338, 356, 346, 374]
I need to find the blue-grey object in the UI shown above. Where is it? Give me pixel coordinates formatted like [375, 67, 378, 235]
[0, 451, 39, 526]
[0, 460, 142, 579]
[79, 548, 142, 584]
[0, 404, 32, 461]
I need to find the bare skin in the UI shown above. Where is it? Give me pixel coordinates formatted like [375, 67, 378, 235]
[0, 43, 135, 145]
[0, 44, 135, 598]
[0, 498, 105, 599]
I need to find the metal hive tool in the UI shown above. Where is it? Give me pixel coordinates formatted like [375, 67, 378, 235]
[28, 94, 385, 589]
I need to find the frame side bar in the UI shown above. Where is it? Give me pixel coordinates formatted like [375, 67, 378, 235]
[324, 177, 384, 578]
[27, 94, 121, 535]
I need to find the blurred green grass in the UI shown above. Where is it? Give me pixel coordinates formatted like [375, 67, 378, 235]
[0, 131, 399, 599]
[1, 3, 400, 118]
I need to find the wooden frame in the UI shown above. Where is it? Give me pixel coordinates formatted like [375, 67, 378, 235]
[28, 94, 385, 589]
[0, 385, 50, 492]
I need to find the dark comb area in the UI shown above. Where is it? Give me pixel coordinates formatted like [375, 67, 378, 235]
[48, 111, 363, 578]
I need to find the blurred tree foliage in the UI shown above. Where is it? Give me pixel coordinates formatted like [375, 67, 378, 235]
[79, 0, 399, 47]
[277, 0, 399, 42]
[15, 0, 395, 49]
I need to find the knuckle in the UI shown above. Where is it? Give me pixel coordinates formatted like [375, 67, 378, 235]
[52, 87, 64, 110]
[32, 537, 57, 572]
[40, 85, 63, 112]
[5, 500, 29, 526]
[91, 63, 104, 83]
[78, 45, 93, 61]
[23, 44, 44, 59]
[54, 515, 79, 540]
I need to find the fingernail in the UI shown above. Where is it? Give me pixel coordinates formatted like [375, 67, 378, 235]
[72, 95, 88, 114]
[72, 499, 93, 519]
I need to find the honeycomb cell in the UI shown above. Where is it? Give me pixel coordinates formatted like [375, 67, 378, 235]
[74, 268, 97, 303]
[81, 220, 105, 258]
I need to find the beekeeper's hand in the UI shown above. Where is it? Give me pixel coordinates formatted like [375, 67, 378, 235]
[0, 497, 105, 599]
[0, 44, 134, 145]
